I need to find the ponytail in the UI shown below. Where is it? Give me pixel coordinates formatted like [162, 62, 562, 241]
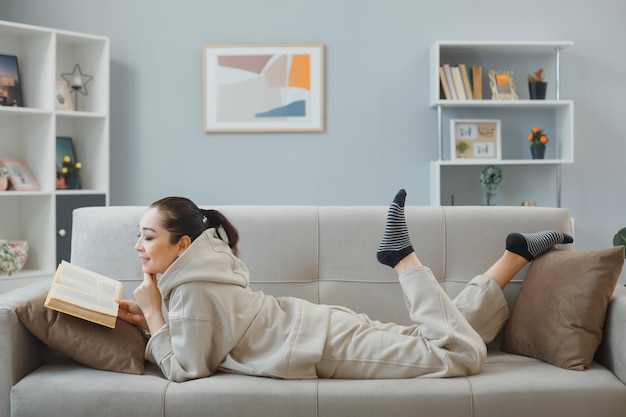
[149, 197, 240, 256]
[200, 208, 239, 256]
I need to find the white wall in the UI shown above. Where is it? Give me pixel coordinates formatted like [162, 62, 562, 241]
[2, 0, 625, 282]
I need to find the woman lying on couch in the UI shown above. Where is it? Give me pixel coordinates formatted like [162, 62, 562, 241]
[117, 189, 572, 382]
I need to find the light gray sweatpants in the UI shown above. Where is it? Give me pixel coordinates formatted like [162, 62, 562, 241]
[315, 266, 509, 379]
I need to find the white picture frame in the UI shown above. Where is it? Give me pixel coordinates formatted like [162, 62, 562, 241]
[488, 70, 518, 101]
[450, 119, 502, 161]
[203, 43, 325, 132]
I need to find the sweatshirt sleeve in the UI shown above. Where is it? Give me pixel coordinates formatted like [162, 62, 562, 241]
[145, 284, 247, 382]
[145, 319, 230, 382]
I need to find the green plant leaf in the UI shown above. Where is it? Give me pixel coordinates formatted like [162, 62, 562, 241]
[613, 227, 626, 258]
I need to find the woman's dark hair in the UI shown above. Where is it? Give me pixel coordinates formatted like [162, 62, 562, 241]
[149, 197, 239, 256]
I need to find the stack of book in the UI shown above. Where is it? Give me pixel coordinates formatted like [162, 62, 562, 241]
[439, 64, 482, 100]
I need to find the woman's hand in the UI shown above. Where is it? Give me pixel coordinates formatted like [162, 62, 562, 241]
[134, 272, 166, 333]
[116, 299, 149, 332]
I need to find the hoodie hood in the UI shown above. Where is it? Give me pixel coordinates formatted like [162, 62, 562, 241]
[158, 228, 249, 300]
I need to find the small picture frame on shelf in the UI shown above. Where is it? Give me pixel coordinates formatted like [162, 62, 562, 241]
[450, 119, 502, 161]
[0, 54, 24, 107]
[55, 81, 73, 111]
[56, 136, 81, 189]
[488, 70, 518, 100]
[56, 137, 77, 168]
[0, 158, 39, 191]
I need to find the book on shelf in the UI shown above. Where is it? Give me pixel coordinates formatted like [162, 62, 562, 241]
[441, 64, 459, 100]
[45, 260, 123, 328]
[450, 66, 467, 100]
[439, 64, 483, 101]
[439, 66, 452, 99]
[459, 64, 473, 100]
[472, 66, 482, 100]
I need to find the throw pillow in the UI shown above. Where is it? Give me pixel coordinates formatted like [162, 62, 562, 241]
[502, 246, 624, 370]
[16, 293, 147, 374]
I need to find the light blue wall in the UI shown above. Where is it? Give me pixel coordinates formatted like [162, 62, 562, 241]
[2, 0, 626, 277]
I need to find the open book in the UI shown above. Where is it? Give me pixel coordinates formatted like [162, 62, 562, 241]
[45, 261, 123, 328]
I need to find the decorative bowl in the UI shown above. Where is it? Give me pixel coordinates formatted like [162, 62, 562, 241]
[0, 240, 29, 275]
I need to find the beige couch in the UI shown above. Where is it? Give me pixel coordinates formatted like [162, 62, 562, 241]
[2, 205, 626, 417]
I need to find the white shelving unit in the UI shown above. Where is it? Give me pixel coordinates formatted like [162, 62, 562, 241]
[429, 41, 574, 206]
[0, 20, 109, 292]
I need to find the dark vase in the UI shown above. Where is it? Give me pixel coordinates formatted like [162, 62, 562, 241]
[64, 175, 81, 189]
[530, 146, 546, 160]
[528, 82, 547, 100]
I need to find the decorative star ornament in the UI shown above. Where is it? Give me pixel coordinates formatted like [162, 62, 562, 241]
[61, 64, 93, 96]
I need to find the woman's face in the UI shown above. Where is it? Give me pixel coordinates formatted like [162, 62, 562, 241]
[135, 208, 185, 275]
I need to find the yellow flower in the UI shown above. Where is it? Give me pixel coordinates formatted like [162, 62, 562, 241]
[57, 155, 82, 178]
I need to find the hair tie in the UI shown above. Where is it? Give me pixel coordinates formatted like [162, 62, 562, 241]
[200, 208, 224, 240]
[199, 208, 208, 224]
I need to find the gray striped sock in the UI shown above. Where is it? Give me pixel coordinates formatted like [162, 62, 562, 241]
[377, 189, 414, 267]
[506, 231, 573, 261]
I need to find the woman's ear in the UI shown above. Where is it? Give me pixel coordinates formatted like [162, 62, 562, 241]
[177, 235, 192, 256]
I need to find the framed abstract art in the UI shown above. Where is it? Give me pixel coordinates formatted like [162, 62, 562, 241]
[203, 44, 324, 132]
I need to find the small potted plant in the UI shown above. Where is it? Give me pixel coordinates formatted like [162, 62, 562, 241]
[0, 167, 9, 191]
[456, 141, 470, 158]
[528, 68, 547, 100]
[614, 227, 626, 259]
[528, 126, 548, 159]
[57, 155, 82, 189]
[479, 165, 503, 205]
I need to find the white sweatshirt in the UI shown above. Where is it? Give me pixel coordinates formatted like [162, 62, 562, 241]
[145, 228, 330, 382]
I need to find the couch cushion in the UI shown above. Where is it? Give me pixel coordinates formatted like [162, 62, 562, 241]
[165, 373, 318, 417]
[318, 377, 473, 417]
[471, 351, 626, 417]
[502, 247, 624, 370]
[11, 360, 167, 417]
[15, 293, 147, 374]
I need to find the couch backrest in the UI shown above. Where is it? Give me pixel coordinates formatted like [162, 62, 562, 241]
[71, 205, 572, 330]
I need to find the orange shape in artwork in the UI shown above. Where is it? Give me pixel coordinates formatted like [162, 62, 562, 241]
[288, 55, 310, 90]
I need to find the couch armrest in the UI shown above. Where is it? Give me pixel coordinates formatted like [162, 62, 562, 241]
[0, 280, 51, 417]
[596, 285, 626, 384]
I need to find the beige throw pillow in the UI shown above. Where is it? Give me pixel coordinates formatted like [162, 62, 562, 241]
[502, 246, 624, 370]
[16, 293, 147, 374]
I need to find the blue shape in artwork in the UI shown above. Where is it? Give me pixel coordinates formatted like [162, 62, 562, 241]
[255, 100, 305, 118]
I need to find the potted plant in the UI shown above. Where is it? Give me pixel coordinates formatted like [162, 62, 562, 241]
[479, 165, 503, 205]
[528, 126, 548, 159]
[0, 167, 9, 191]
[528, 68, 547, 99]
[614, 227, 626, 258]
[456, 141, 470, 158]
[57, 155, 82, 189]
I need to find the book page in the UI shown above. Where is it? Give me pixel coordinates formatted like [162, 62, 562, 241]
[54, 260, 123, 299]
[49, 283, 119, 316]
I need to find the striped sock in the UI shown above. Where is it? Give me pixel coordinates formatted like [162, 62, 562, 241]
[377, 189, 414, 268]
[506, 231, 573, 261]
